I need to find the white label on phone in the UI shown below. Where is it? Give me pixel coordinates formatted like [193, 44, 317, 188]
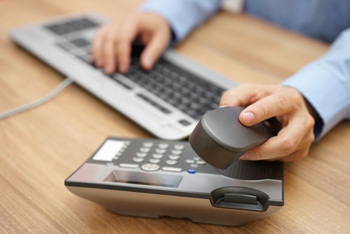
[93, 140, 125, 161]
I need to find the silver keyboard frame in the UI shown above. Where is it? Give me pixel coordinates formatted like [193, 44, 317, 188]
[10, 12, 237, 140]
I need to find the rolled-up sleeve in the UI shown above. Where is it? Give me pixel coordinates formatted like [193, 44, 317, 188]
[282, 27, 350, 139]
[139, 0, 222, 42]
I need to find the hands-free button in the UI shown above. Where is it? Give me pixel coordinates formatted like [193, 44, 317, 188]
[141, 163, 160, 171]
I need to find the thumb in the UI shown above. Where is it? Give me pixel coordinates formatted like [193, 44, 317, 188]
[240, 111, 256, 126]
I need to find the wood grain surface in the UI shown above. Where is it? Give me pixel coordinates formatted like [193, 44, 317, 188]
[0, 0, 349, 233]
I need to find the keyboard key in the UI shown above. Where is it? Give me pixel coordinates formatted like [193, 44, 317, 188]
[69, 38, 91, 48]
[137, 93, 171, 114]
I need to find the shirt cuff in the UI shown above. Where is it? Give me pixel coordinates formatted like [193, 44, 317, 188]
[139, 0, 221, 43]
[282, 61, 350, 140]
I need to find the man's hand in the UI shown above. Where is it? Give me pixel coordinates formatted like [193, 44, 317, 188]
[220, 84, 316, 161]
[91, 12, 171, 74]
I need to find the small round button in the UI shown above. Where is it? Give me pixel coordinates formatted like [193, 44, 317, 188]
[165, 160, 177, 165]
[140, 147, 151, 153]
[149, 158, 160, 164]
[174, 144, 185, 150]
[169, 155, 180, 160]
[143, 142, 154, 147]
[158, 143, 169, 149]
[196, 160, 206, 165]
[133, 157, 144, 163]
[136, 152, 147, 157]
[188, 169, 196, 174]
[171, 150, 182, 155]
[152, 154, 163, 159]
[155, 149, 166, 154]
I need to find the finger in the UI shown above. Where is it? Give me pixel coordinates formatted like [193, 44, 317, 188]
[240, 113, 308, 160]
[141, 33, 151, 45]
[280, 147, 310, 162]
[267, 130, 314, 161]
[140, 30, 169, 70]
[117, 17, 140, 73]
[240, 89, 301, 126]
[219, 84, 270, 107]
[102, 25, 120, 74]
[92, 25, 108, 67]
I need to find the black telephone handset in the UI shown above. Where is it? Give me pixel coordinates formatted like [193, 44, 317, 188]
[189, 106, 275, 169]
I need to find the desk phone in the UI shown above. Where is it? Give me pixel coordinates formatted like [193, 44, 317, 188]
[65, 137, 284, 226]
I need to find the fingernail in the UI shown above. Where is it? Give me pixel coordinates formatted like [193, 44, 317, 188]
[119, 63, 128, 73]
[96, 59, 103, 67]
[239, 153, 249, 160]
[242, 112, 254, 124]
[143, 56, 153, 69]
[104, 64, 113, 74]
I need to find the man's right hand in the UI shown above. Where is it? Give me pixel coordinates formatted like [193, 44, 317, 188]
[91, 12, 172, 75]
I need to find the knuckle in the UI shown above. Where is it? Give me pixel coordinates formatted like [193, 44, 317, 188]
[220, 92, 229, 105]
[282, 87, 303, 109]
[119, 43, 130, 55]
[307, 115, 315, 129]
[281, 138, 297, 155]
[299, 149, 309, 159]
[253, 149, 263, 160]
[291, 90, 304, 108]
[220, 89, 235, 105]
[104, 47, 114, 59]
[239, 83, 250, 89]
[307, 132, 315, 145]
[256, 103, 268, 119]
[275, 94, 287, 112]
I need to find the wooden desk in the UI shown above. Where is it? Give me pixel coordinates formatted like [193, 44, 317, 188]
[1, 0, 349, 233]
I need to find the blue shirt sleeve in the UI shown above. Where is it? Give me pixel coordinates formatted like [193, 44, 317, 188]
[282, 27, 350, 140]
[138, 0, 350, 140]
[139, 0, 221, 43]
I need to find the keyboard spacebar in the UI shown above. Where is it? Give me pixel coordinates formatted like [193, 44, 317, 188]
[137, 93, 171, 114]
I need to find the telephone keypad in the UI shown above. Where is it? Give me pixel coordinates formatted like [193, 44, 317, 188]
[90, 138, 220, 174]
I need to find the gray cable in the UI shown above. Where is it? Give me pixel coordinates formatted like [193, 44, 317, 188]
[0, 77, 73, 120]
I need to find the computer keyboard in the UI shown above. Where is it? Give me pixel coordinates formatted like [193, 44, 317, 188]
[11, 12, 236, 139]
